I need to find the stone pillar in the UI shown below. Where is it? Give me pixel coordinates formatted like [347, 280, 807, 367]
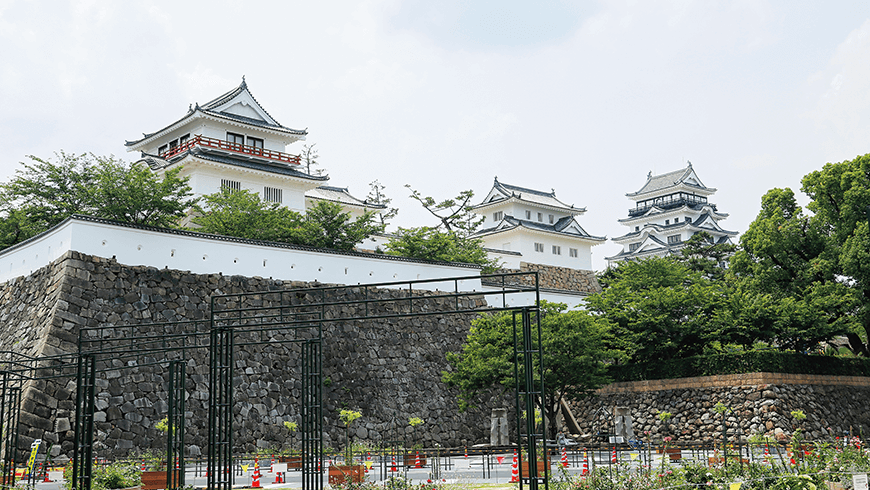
[614, 406, 635, 441]
[490, 408, 509, 446]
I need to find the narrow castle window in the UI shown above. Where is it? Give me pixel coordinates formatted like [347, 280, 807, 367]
[264, 186, 282, 203]
[221, 179, 241, 192]
[552, 245, 561, 255]
[569, 248, 578, 258]
[534, 242, 544, 253]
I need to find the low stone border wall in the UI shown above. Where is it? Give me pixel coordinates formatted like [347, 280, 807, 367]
[567, 373, 870, 443]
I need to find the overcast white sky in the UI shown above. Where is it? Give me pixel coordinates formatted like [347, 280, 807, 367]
[2, 0, 870, 271]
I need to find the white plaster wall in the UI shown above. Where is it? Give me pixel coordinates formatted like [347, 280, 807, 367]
[178, 162, 312, 213]
[482, 232, 593, 270]
[0, 219, 486, 293]
[480, 286, 586, 311]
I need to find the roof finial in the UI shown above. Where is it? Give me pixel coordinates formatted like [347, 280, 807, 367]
[647, 170, 652, 180]
[687, 160, 692, 168]
[240, 75, 247, 89]
[188, 103, 193, 112]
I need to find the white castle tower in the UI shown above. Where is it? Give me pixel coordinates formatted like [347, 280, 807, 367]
[607, 162, 736, 265]
[471, 177, 605, 270]
[125, 78, 382, 218]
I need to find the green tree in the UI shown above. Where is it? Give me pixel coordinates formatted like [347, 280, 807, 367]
[801, 154, 870, 355]
[366, 179, 398, 228]
[91, 160, 197, 227]
[384, 226, 499, 272]
[298, 201, 384, 250]
[0, 152, 195, 249]
[193, 191, 383, 251]
[587, 257, 726, 363]
[0, 152, 98, 237]
[405, 185, 483, 236]
[191, 188, 304, 242]
[677, 231, 737, 281]
[443, 301, 613, 439]
[729, 187, 858, 353]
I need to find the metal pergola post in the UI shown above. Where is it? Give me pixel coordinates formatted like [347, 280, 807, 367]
[167, 360, 186, 489]
[72, 354, 96, 490]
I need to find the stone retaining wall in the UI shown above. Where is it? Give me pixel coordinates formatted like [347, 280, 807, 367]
[566, 373, 870, 443]
[1, 251, 509, 461]
[485, 262, 601, 295]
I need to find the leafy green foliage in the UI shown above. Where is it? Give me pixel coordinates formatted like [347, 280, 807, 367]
[0, 152, 195, 249]
[588, 257, 726, 363]
[801, 153, 870, 355]
[443, 301, 613, 438]
[300, 201, 384, 250]
[193, 191, 382, 250]
[192, 188, 304, 241]
[384, 226, 499, 271]
[729, 187, 859, 352]
[607, 350, 870, 382]
[677, 231, 736, 281]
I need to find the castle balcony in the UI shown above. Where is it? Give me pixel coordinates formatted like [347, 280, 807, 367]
[628, 194, 715, 217]
[162, 135, 302, 166]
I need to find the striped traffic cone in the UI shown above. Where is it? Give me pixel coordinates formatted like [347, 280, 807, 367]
[582, 449, 588, 475]
[611, 447, 617, 464]
[764, 445, 771, 466]
[364, 452, 370, 474]
[464, 446, 468, 459]
[415, 452, 422, 468]
[251, 457, 261, 488]
[510, 449, 519, 483]
[561, 447, 568, 468]
[141, 459, 146, 472]
[390, 453, 398, 472]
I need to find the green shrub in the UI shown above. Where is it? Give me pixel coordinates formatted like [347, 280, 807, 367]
[608, 351, 870, 382]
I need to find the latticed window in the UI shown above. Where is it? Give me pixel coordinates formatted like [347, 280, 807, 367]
[629, 242, 641, 252]
[534, 242, 544, 253]
[667, 234, 682, 244]
[221, 179, 241, 192]
[569, 248, 578, 258]
[264, 187, 282, 203]
[552, 245, 561, 255]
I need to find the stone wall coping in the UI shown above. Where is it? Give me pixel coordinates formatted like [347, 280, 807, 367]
[598, 372, 870, 393]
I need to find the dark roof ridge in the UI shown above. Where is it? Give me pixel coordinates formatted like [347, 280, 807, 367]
[494, 177, 557, 198]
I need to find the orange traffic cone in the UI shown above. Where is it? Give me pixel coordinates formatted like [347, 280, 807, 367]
[415, 452, 422, 468]
[764, 445, 771, 466]
[141, 459, 146, 472]
[252, 457, 262, 489]
[561, 447, 568, 468]
[582, 449, 588, 475]
[510, 449, 519, 483]
[365, 452, 370, 474]
[390, 453, 398, 472]
[611, 447, 617, 464]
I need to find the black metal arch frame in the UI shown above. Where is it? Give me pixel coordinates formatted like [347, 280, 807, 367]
[59, 271, 547, 490]
[0, 350, 81, 487]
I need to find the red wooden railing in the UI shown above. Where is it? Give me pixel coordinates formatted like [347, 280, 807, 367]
[161, 135, 301, 165]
